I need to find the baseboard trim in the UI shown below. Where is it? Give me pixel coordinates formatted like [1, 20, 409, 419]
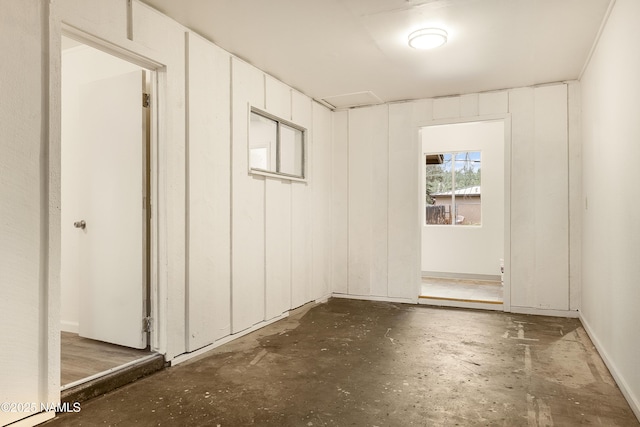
[579, 313, 640, 422]
[60, 320, 79, 334]
[170, 312, 289, 366]
[509, 306, 580, 318]
[331, 293, 417, 304]
[315, 293, 332, 304]
[171, 296, 333, 366]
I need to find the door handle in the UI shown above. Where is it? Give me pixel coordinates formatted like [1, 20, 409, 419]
[74, 220, 86, 230]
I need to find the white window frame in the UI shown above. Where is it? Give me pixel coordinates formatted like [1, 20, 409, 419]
[249, 107, 306, 181]
[425, 150, 482, 226]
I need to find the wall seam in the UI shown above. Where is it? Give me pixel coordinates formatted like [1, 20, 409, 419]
[40, 0, 51, 404]
[183, 31, 191, 351]
[228, 58, 234, 333]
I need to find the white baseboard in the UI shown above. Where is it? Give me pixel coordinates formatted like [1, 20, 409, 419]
[171, 296, 333, 366]
[331, 293, 417, 304]
[169, 312, 289, 366]
[315, 293, 332, 304]
[509, 306, 580, 318]
[60, 320, 79, 334]
[579, 313, 640, 422]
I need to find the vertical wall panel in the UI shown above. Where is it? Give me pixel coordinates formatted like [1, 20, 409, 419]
[0, 2, 49, 424]
[290, 92, 313, 308]
[509, 88, 537, 307]
[347, 108, 373, 295]
[509, 85, 569, 310]
[265, 76, 292, 120]
[311, 103, 333, 300]
[264, 77, 294, 314]
[186, 33, 231, 350]
[263, 73, 294, 316]
[567, 81, 582, 311]
[370, 105, 389, 297]
[347, 106, 389, 296]
[291, 182, 312, 308]
[389, 100, 431, 299]
[265, 179, 292, 318]
[332, 111, 349, 294]
[231, 58, 266, 332]
[532, 84, 569, 310]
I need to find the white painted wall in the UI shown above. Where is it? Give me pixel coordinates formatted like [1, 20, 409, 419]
[1, 1, 333, 425]
[421, 121, 505, 277]
[2, 0, 602, 425]
[580, 0, 640, 417]
[347, 105, 389, 297]
[185, 32, 232, 351]
[60, 43, 142, 333]
[0, 2, 57, 425]
[229, 59, 333, 332]
[334, 85, 578, 313]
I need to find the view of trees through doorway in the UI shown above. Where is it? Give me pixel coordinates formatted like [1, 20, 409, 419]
[60, 35, 159, 392]
[419, 120, 506, 310]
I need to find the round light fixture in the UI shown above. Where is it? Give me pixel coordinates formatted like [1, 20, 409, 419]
[408, 28, 448, 50]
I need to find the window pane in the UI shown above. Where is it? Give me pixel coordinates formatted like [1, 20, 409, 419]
[425, 153, 453, 224]
[279, 123, 303, 177]
[453, 151, 481, 225]
[249, 112, 277, 172]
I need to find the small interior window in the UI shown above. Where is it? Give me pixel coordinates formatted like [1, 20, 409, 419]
[249, 109, 305, 179]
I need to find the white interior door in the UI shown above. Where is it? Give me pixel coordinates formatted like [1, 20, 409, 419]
[76, 70, 148, 349]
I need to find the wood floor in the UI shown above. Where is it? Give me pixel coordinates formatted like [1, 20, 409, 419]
[420, 276, 503, 304]
[61, 332, 152, 387]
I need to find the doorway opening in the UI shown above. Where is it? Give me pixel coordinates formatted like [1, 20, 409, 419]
[418, 119, 507, 310]
[60, 35, 160, 391]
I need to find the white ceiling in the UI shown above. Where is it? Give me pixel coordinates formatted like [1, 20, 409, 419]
[141, 0, 611, 108]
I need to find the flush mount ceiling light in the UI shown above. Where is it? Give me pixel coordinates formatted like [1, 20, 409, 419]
[408, 28, 448, 50]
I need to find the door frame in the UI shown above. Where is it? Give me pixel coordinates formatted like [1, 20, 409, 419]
[416, 114, 512, 312]
[57, 26, 162, 352]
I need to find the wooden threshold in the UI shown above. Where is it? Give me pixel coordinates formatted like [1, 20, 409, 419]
[419, 295, 503, 305]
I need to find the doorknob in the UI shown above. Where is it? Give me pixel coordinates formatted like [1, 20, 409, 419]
[74, 220, 86, 230]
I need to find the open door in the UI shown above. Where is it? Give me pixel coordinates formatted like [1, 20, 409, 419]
[75, 70, 149, 349]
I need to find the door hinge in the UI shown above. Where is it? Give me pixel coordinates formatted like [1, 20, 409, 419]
[142, 93, 150, 108]
[143, 316, 152, 332]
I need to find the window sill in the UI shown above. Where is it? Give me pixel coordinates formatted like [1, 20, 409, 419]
[249, 168, 307, 183]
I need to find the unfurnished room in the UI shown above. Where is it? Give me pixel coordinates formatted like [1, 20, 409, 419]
[1, 0, 639, 426]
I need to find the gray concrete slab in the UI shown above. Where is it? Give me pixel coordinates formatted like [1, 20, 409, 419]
[45, 299, 639, 426]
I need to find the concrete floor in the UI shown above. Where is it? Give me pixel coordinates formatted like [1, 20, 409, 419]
[45, 298, 638, 426]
